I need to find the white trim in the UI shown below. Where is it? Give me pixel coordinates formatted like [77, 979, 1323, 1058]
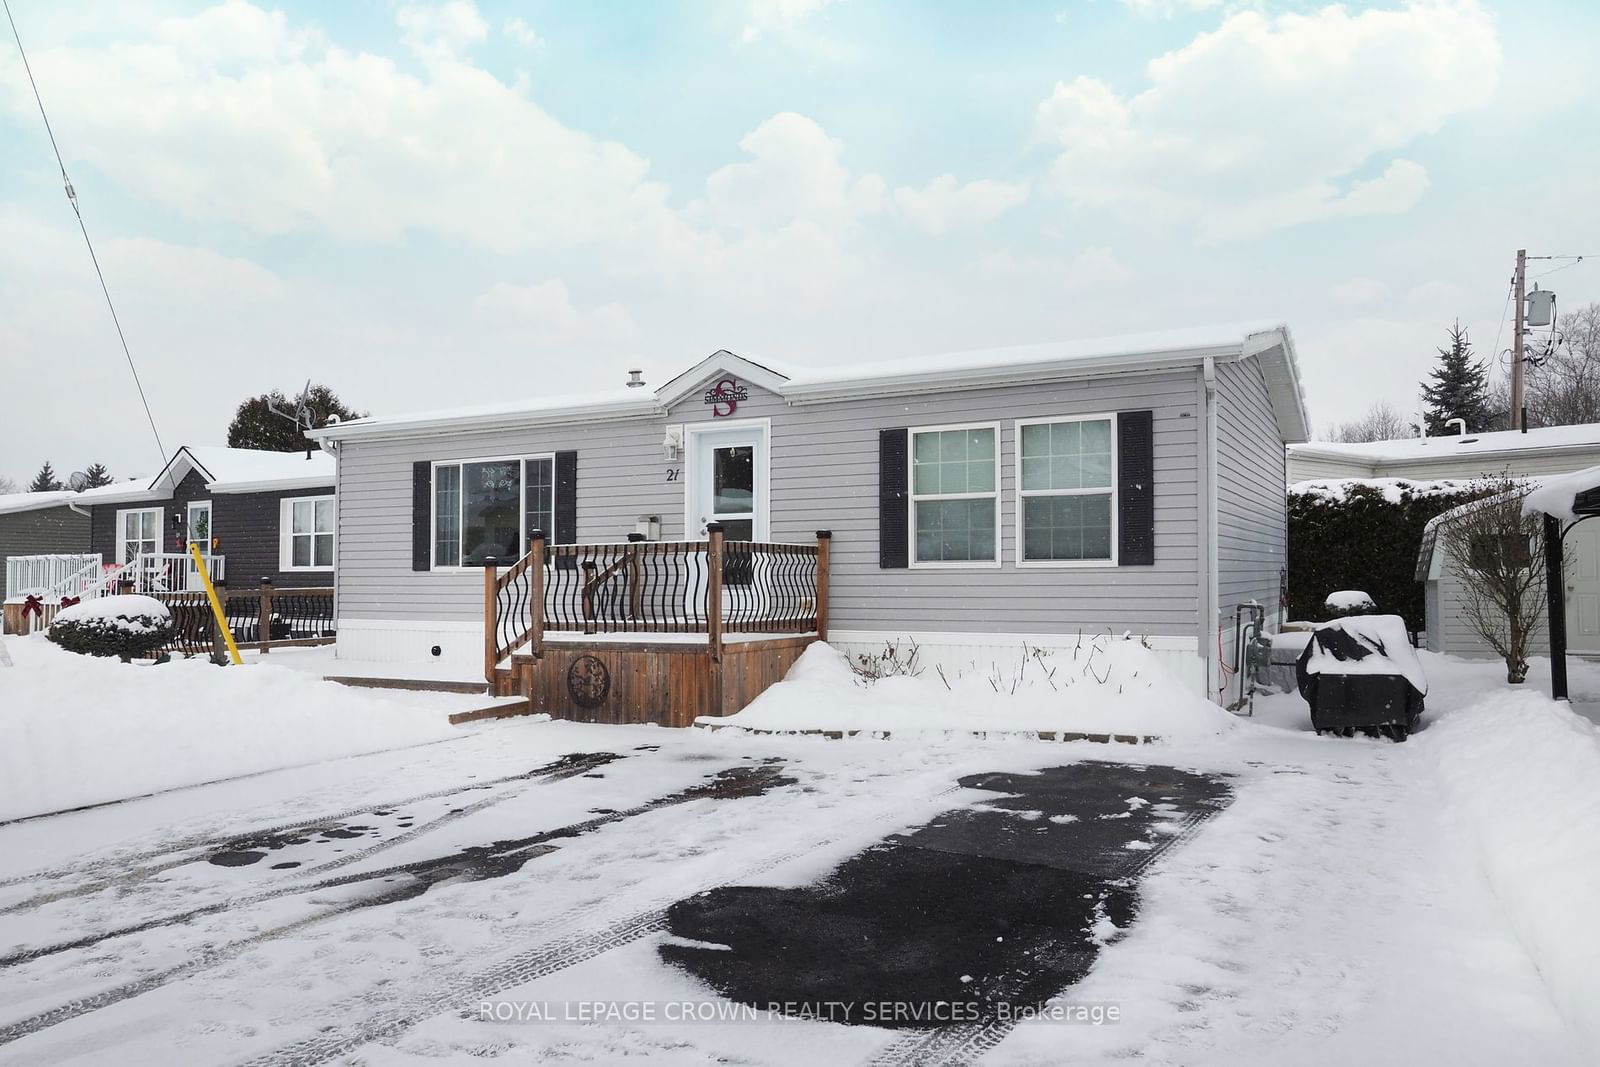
[337, 617, 483, 633]
[209, 475, 335, 494]
[115, 506, 163, 564]
[908, 421, 1002, 570]
[279, 494, 337, 572]
[186, 499, 213, 553]
[656, 351, 792, 410]
[1013, 413, 1118, 569]
[428, 454, 556, 571]
[683, 418, 772, 541]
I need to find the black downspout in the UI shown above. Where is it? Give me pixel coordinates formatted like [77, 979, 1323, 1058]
[1545, 514, 1568, 702]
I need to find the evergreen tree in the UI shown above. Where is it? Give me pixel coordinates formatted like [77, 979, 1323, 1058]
[1420, 322, 1492, 435]
[226, 384, 363, 452]
[81, 462, 113, 488]
[28, 461, 63, 492]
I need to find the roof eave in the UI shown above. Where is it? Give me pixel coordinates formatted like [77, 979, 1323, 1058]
[206, 477, 337, 495]
[307, 398, 665, 443]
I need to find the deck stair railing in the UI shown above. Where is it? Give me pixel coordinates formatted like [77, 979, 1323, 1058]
[485, 526, 831, 682]
[5, 553, 102, 600]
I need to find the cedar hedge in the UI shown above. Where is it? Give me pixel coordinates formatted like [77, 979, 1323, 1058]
[48, 611, 174, 660]
[1288, 481, 1489, 633]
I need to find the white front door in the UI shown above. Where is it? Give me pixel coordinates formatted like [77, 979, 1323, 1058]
[688, 424, 767, 542]
[1568, 520, 1600, 653]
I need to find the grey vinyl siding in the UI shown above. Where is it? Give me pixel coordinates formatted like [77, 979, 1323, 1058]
[1288, 446, 1600, 485]
[1214, 358, 1287, 640]
[1427, 543, 1553, 660]
[0, 506, 92, 599]
[336, 367, 1205, 637]
[1285, 455, 1375, 483]
[91, 500, 166, 561]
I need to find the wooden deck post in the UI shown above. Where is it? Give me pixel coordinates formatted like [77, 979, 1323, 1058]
[626, 532, 645, 620]
[258, 578, 274, 654]
[581, 560, 598, 635]
[483, 562, 498, 684]
[706, 523, 725, 659]
[815, 530, 831, 641]
[529, 532, 546, 659]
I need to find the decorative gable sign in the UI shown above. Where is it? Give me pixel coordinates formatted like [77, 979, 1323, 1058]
[704, 378, 748, 417]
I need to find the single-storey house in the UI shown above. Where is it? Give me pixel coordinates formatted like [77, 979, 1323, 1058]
[2, 446, 336, 632]
[308, 322, 1309, 717]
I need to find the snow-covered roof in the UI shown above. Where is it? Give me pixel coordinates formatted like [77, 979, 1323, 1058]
[0, 490, 78, 516]
[181, 446, 336, 494]
[0, 447, 334, 518]
[310, 322, 1310, 443]
[1523, 464, 1600, 522]
[1290, 423, 1600, 468]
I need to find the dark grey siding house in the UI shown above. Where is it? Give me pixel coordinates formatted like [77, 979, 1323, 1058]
[0, 495, 91, 601]
[311, 323, 1309, 701]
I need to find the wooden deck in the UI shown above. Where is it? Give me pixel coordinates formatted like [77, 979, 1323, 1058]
[487, 526, 830, 726]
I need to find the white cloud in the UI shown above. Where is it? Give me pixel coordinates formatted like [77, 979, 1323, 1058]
[741, 0, 846, 42]
[0, 1, 668, 252]
[473, 279, 639, 345]
[1036, 1, 1499, 239]
[1118, 0, 1225, 17]
[893, 175, 1028, 235]
[696, 112, 884, 233]
[502, 17, 543, 48]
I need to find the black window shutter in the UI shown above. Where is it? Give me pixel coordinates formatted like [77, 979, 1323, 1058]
[554, 450, 578, 545]
[879, 428, 909, 569]
[1117, 410, 1155, 565]
[411, 461, 431, 571]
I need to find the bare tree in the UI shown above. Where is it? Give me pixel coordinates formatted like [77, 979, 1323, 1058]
[1525, 302, 1600, 427]
[0, 475, 17, 494]
[1327, 400, 1412, 443]
[1438, 476, 1565, 683]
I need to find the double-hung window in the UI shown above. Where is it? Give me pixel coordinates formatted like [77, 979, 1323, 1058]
[1017, 415, 1116, 564]
[117, 508, 162, 563]
[433, 456, 554, 568]
[282, 496, 335, 569]
[910, 424, 999, 565]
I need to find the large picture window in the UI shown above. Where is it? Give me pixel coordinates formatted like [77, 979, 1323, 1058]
[1017, 415, 1116, 564]
[282, 496, 335, 570]
[433, 456, 554, 568]
[910, 424, 999, 565]
[117, 507, 162, 563]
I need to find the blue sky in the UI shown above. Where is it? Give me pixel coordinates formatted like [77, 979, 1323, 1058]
[2, 0, 1597, 482]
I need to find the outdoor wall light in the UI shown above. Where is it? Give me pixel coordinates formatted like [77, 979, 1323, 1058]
[662, 424, 684, 459]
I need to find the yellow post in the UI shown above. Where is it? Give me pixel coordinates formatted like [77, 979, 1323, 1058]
[188, 542, 241, 665]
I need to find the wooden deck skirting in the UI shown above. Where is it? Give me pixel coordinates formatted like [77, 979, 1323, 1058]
[484, 527, 831, 726]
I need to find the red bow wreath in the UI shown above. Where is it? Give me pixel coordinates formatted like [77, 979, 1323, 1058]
[59, 596, 81, 609]
[21, 594, 43, 619]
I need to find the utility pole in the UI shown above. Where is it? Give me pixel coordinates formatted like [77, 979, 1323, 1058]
[1511, 248, 1526, 432]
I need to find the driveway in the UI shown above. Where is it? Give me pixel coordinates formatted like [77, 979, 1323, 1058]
[0, 718, 1582, 1065]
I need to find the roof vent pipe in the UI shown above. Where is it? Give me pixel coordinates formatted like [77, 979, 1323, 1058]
[1445, 417, 1466, 436]
[626, 369, 645, 388]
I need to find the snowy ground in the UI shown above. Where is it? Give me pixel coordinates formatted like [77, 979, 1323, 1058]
[0, 647, 1597, 1064]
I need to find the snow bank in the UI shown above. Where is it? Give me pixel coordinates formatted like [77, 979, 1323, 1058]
[1323, 589, 1375, 614]
[0, 637, 457, 821]
[1425, 690, 1600, 1058]
[704, 640, 1239, 739]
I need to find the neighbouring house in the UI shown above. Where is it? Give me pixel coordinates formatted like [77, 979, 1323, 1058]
[1288, 424, 1600, 660]
[308, 322, 1309, 721]
[2, 446, 337, 638]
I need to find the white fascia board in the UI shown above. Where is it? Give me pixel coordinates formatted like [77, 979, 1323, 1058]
[1239, 326, 1310, 443]
[207, 476, 338, 495]
[780, 345, 1242, 405]
[306, 397, 664, 444]
[654, 351, 791, 408]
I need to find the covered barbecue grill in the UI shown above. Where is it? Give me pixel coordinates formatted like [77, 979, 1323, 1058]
[1295, 614, 1426, 740]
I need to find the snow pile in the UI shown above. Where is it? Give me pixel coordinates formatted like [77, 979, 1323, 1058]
[1299, 615, 1427, 692]
[52, 594, 170, 632]
[1290, 477, 1476, 504]
[1425, 689, 1600, 1058]
[0, 637, 458, 821]
[703, 640, 1239, 739]
[1322, 589, 1375, 615]
[1522, 463, 1600, 522]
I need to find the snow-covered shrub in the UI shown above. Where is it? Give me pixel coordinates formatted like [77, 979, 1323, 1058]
[848, 638, 923, 682]
[1322, 589, 1377, 617]
[48, 595, 174, 660]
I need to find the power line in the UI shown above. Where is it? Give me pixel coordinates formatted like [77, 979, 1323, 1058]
[4, 0, 165, 460]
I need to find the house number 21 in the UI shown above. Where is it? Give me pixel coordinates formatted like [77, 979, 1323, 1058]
[666, 468, 681, 482]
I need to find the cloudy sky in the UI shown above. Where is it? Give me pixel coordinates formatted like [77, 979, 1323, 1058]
[2, 0, 1596, 484]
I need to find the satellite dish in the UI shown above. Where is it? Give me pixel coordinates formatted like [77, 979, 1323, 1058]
[68, 471, 88, 492]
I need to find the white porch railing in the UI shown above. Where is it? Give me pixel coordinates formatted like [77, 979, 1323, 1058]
[4, 553, 102, 600]
[6, 551, 225, 601]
